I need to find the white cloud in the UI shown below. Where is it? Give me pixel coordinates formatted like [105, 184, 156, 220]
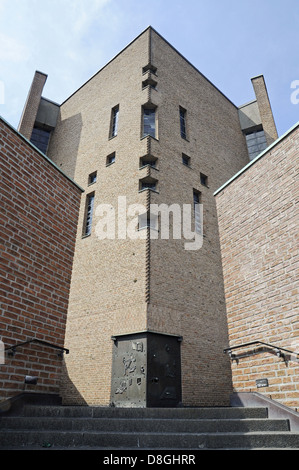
[0, 32, 30, 62]
[0, 0, 115, 126]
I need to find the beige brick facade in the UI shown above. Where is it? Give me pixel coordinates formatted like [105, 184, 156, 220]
[251, 75, 278, 145]
[18, 71, 47, 140]
[47, 27, 251, 406]
[10, 26, 286, 410]
[215, 123, 299, 410]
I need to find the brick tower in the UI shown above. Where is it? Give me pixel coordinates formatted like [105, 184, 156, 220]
[17, 27, 277, 407]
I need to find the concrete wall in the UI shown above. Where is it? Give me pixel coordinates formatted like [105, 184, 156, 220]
[215, 123, 299, 410]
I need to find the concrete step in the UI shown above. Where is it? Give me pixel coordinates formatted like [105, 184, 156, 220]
[0, 416, 290, 433]
[0, 405, 298, 450]
[0, 429, 299, 449]
[21, 405, 269, 419]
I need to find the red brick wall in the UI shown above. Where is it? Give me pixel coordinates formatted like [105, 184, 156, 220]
[0, 118, 82, 402]
[215, 124, 299, 410]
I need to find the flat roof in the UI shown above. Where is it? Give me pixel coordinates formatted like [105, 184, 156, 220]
[214, 120, 299, 196]
[0, 115, 84, 192]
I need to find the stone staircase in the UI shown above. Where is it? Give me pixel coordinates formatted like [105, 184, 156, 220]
[0, 404, 299, 450]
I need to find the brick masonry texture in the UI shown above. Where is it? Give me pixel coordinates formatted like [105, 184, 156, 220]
[251, 75, 278, 146]
[48, 29, 151, 405]
[18, 71, 47, 140]
[47, 27, 252, 407]
[147, 29, 250, 406]
[215, 124, 299, 410]
[0, 118, 82, 402]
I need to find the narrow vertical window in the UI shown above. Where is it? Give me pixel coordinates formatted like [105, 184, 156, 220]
[193, 189, 201, 234]
[83, 192, 95, 237]
[200, 173, 208, 187]
[180, 107, 187, 139]
[143, 107, 156, 138]
[182, 153, 191, 167]
[110, 105, 119, 138]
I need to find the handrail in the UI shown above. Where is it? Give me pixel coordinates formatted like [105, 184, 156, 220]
[224, 341, 299, 360]
[5, 338, 69, 357]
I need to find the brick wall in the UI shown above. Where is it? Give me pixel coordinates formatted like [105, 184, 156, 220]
[251, 75, 278, 146]
[18, 71, 47, 140]
[48, 28, 151, 405]
[0, 117, 82, 402]
[148, 29, 250, 406]
[47, 27, 252, 407]
[215, 123, 299, 410]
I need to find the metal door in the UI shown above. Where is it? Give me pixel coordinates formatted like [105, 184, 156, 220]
[147, 332, 182, 407]
[111, 331, 182, 407]
[111, 333, 147, 407]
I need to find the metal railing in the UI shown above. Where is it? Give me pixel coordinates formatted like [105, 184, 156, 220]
[5, 338, 69, 358]
[224, 340, 299, 362]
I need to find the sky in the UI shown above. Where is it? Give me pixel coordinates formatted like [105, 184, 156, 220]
[0, 0, 298, 137]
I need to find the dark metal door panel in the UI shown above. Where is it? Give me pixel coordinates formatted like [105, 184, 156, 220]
[147, 333, 182, 407]
[111, 333, 147, 407]
[111, 331, 182, 407]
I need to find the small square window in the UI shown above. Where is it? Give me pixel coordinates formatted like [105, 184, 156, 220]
[138, 212, 158, 230]
[106, 152, 116, 166]
[88, 171, 97, 185]
[142, 63, 157, 75]
[182, 153, 191, 167]
[139, 177, 158, 192]
[141, 181, 157, 191]
[200, 173, 208, 187]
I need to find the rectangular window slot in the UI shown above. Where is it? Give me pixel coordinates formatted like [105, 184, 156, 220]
[138, 212, 158, 230]
[106, 152, 116, 166]
[143, 107, 156, 138]
[139, 177, 158, 192]
[110, 105, 119, 138]
[182, 153, 191, 167]
[142, 78, 157, 89]
[142, 63, 157, 75]
[83, 192, 95, 237]
[200, 173, 208, 187]
[88, 171, 97, 185]
[179, 106, 187, 139]
[140, 156, 158, 169]
[193, 189, 202, 234]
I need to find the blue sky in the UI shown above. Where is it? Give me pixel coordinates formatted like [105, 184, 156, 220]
[0, 0, 298, 136]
